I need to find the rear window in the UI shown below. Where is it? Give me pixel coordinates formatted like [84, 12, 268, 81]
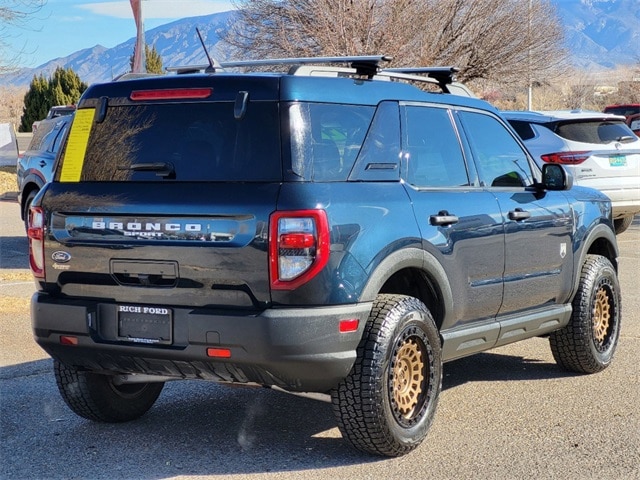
[59, 102, 281, 182]
[553, 120, 635, 144]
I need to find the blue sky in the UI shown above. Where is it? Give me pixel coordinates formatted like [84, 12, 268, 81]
[6, 0, 236, 68]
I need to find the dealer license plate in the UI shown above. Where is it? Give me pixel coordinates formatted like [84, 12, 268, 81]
[117, 304, 172, 345]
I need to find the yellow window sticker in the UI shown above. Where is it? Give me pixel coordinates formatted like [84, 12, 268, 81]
[59, 108, 96, 182]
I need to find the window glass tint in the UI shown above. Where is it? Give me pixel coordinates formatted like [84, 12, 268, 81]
[289, 102, 374, 181]
[507, 120, 536, 141]
[403, 106, 469, 187]
[51, 120, 71, 153]
[554, 120, 634, 144]
[68, 102, 281, 182]
[604, 106, 640, 117]
[460, 111, 533, 188]
[28, 121, 57, 152]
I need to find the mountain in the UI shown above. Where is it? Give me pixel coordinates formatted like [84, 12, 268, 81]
[0, 11, 234, 87]
[1, 1, 639, 87]
[554, 0, 640, 69]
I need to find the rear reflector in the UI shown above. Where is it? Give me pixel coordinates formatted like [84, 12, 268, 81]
[339, 319, 359, 333]
[207, 347, 232, 358]
[130, 88, 212, 101]
[60, 336, 78, 346]
[540, 151, 590, 164]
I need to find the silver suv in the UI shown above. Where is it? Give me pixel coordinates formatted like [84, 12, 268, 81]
[504, 110, 640, 234]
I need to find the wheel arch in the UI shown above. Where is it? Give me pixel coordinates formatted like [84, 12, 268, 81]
[359, 247, 454, 331]
[574, 223, 619, 292]
[19, 180, 43, 221]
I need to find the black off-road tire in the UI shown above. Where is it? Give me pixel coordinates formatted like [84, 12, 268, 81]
[549, 255, 621, 373]
[331, 294, 442, 457]
[22, 189, 38, 231]
[613, 216, 634, 235]
[54, 361, 164, 422]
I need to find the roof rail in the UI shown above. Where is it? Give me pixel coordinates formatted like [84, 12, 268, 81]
[167, 55, 392, 78]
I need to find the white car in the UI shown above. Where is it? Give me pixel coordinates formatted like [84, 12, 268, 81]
[504, 110, 640, 234]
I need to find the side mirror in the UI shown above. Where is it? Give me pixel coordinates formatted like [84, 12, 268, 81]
[541, 164, 573, 191]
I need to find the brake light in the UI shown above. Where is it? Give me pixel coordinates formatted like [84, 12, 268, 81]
[130, 88, 212, 101]
[540, 151, 590, 164]
[269, 210, 330, 290]
[27, 206, 45, 278]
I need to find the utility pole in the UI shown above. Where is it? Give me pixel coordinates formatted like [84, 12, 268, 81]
[130, 0, 144, 73]
[527, 0, 533, 110]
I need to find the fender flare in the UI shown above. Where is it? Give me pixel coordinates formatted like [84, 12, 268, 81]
[359, 247, 454, 326]
[572, 222, 619, 295]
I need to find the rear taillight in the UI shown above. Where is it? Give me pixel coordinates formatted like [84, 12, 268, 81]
[540, 151, 590, 164]
[27, 206, 45, 278]
[269, 210, 330, 290]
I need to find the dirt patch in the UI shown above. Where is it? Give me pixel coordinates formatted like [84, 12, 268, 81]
[0, 167, 17, 196]
[0, 296, 30, 313]
[0, 271, 33, 282]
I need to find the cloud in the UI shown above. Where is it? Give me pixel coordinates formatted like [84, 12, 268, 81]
[79, 0, 235, 19]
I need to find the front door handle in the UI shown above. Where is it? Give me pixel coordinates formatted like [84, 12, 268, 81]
[430, 210, 459, 226]
[509, 208, 531, 221]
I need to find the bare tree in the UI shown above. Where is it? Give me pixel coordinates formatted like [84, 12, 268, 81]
[224, 0, 567, 86]
[0, 0, 46, 73]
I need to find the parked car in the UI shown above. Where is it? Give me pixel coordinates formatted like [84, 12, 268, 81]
[504, 110, 640, 234]
[28, 57, 621, 457]
[17, 114, 72, 229]
[603, 103, 640, 118]
[31, 105, 75, 132]
[625, 112, 640, 136]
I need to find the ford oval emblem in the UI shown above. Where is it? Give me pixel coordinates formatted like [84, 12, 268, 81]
[52, 251, 71, 263]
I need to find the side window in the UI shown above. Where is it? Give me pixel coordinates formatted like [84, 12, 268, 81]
[349, 101, 401, 181]
[402, 106, 469, 188]
[460, 111, 534, 188]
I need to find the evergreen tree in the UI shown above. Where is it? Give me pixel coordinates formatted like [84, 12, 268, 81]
[129, 44, 164, 74]
[19, 67, 87, 132]
[145, 44, 163, 74]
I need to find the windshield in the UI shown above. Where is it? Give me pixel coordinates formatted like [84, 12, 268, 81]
[57, 102, 281, 182]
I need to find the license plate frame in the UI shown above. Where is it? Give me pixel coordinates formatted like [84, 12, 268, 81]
[609, 154, 627, 167]
[117, 305, 172, 345]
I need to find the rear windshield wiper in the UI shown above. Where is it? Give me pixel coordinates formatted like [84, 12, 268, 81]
[118, 162, 175, 178]
[614, 135, 637, 143]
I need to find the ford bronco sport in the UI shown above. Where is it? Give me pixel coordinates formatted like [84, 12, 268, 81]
[29, 56, 621, 457]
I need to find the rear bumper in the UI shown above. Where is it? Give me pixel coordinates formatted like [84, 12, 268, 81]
[575, 182, 640, 218]
[31, 293, 372, 392]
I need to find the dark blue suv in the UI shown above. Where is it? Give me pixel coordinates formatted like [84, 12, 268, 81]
[29, 56, 621, 457]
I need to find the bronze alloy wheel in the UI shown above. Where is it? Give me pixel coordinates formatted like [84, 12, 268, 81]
[592, 285, 613, 348]
[391, 338, 425, 419]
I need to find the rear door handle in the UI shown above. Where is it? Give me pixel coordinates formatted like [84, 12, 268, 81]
[508, 208, 531, 221]
[39, 161, 47, 167]
[430, 210, 459, 226]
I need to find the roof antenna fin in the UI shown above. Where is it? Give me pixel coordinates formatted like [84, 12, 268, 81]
[196, 27, 222, 73]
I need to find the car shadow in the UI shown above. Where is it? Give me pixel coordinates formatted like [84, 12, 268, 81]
[1, 348, 577, 479]
[0, 236, 28, 269]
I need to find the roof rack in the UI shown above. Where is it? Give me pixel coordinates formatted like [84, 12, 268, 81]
[167, 55, 392, 78]
[165, 56, 473, 96]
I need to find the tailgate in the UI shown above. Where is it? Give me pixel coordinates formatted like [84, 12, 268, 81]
[40, 182, 279, 309]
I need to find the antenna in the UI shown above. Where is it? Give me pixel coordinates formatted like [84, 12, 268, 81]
[196, 27, 222, 73]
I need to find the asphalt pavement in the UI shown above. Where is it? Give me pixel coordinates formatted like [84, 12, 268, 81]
[1, 197, 638, 480]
